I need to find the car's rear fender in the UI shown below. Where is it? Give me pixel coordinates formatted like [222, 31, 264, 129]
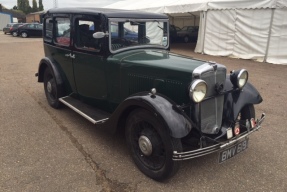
[106, 92, 193, 138]
[37, 57, 63, 85]
[223, 79, 263, 121]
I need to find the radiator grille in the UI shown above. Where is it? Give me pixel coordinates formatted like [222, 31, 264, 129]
[193, 63, 226, 134]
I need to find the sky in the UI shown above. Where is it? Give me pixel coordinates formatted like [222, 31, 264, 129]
[0, 0, 123, 10]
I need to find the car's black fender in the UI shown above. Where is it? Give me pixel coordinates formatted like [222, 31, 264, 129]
[106, 92, 192, 138]
[223, 79, 263, 121]
[37, 57, 63, 85]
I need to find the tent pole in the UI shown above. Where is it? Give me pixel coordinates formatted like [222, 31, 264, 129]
[188, 12, 196, 26]
[166, 14, 174, 25]
[202, 11, 207, 54]
[264, 8, 275, 62]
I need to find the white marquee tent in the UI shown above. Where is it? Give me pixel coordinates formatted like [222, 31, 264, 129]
[105, 0, 287, 65]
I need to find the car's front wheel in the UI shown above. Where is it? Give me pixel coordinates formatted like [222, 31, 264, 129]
[241, 104, 255, 120]
[12, 32, 18, 37]
[21, 32, 28, 38]
[126, 108, 182, 181]
[43, 68, 63, 109]
[184, 35, 189, 43]
[239, 104, 255, 131]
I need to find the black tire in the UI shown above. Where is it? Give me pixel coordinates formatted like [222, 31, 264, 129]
[21, 32, 28, 38]
[184, 35, 189, 43]
[43, 68, 63, 109]
[125, 108, 182, 181]
[4, 32, 7, 35]
[240, 104, 255, 131]
[12, 32, 18, 37]
[241, 104, 255, 120]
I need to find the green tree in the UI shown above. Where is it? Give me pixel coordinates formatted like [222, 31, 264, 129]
[38, 0, 44, 11]
[17, 0, 32, 14]
[17, 0, 24, 11]
[32, 0, 38, 12]
[13, 5, 18, 10]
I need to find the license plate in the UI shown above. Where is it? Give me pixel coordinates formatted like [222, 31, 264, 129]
[218, 138, 249, 163]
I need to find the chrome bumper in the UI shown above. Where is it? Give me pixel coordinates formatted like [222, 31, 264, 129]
[173, 113, 266, 161]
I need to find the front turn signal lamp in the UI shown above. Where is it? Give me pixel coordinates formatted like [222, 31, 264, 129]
[230, 69, 248, 89]
[189, 79, 207, 103]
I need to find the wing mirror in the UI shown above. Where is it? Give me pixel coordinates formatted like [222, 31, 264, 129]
[93, 32, 108, 39]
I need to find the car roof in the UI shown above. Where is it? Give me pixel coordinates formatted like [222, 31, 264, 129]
[46, 7, 168, 19]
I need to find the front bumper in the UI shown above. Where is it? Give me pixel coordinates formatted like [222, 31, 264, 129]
[173, 113, 266, 161]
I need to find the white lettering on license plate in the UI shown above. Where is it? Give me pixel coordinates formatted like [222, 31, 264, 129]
[219, 139, 249, 163]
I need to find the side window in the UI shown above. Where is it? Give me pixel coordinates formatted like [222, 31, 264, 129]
[36, 24, 43, 29]
[75, 19, 102, 51]
[44, 18, 53, 41]
[55, 17, 71, 46]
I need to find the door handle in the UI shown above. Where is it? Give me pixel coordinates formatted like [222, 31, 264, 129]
[64, 53, 76, 59]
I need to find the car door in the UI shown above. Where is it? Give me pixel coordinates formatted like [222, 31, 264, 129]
[47, 16, 77, 93]
[28, 24, 37, 36]
[72, 15, 108, 108]
[35, 24, 43, 36]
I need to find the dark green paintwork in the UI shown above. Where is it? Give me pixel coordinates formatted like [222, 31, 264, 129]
[45, 45, 206, 112]
[106, 49, 206, 111]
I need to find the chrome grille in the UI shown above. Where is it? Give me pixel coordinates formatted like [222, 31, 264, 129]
[193, 63, 226, 134]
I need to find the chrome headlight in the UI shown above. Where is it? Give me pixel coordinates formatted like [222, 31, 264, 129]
[189, 79, 207, 103]
[230, 69, 248, 89]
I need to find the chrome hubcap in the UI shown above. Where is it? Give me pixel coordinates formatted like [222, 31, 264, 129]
[138, 136, 152, 156]
[47, 81, 52, 93]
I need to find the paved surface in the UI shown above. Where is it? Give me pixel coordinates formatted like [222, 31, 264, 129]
[0, 33, 286, 192]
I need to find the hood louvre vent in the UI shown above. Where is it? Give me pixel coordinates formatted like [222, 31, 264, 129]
[128, 73, 185, 103]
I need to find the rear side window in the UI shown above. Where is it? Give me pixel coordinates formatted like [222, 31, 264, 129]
[55, 17, 71, 46]
[27, 24, 35, 28]
[36, 24, 43, 29]
[44, 18, 53, 41]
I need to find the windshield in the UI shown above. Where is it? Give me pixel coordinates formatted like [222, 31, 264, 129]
[109, 19, 169, 52]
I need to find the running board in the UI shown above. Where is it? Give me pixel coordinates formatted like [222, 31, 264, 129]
[59, 96, 110, 124]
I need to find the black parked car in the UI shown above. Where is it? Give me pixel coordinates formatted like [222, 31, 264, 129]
[177, 26, 199, 43]
[170, 24, 181, 42]
[17, 23, 43, 38]
[36, 7, 265, 181]
[3, 23, 24, 35]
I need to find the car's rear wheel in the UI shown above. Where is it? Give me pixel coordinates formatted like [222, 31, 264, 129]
[12, 32, 18, 37]
[21, 32, 28, 38]
[43, 68, 63, 109]
[125, 108, 182, 181]
[4, 32, 7, 34]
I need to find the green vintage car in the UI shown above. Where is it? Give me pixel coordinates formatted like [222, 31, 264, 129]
[36, 8, 265, 181]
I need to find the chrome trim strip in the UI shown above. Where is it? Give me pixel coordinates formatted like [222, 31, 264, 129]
[59, 97, 109, 124]
[173, 113, 266, 161]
